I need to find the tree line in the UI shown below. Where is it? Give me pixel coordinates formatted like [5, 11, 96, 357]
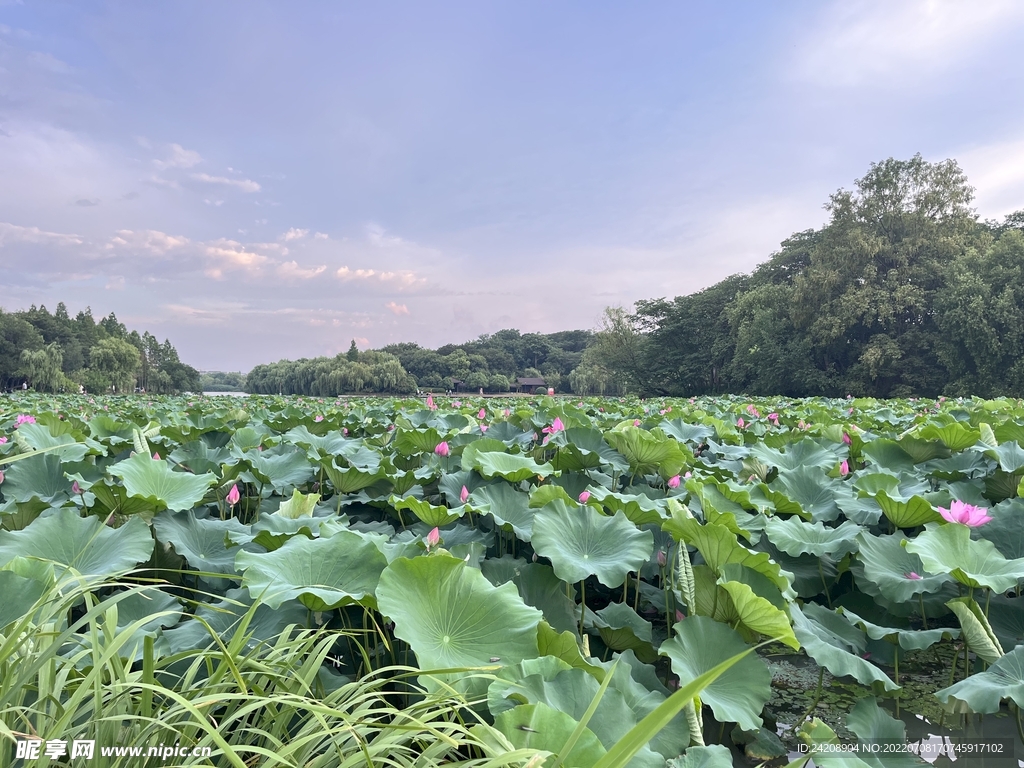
[0, 303, 200, 394]
[589, 155, 1024, 399]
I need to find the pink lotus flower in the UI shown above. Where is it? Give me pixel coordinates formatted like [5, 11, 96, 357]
[426, 394, 436, 410]
[426, 527, 440, 549]
[226, 484, 240, 507]
[736, 418, 745, 429]
[314, 415, 324, 422]
[578, 490, 591, 504]
[503, 408, 510, 417]
[842, 432, 852, 445]
[478, 408, 486, 419]
[480, 425, 488, 432]
[684, 471, 692, 478]
[633, 419, 641, 427]
[72, 481, 82, 495]
[667, 475, 681, 489]
[434, 441, 450, 457]
[905, 572, 922, 580]
[342, 428, 349, 436]
[0, 436, 7, 444]
[746, 404, 760, 417]
[453, 400, 461, 407]
[767, 413, 779, 425]
[938, 500, 992, 527]
[542, 417, 565, 435]
[657, 550, 667, 567]
[460, 485, 469, 504]
[15, 414, 35, 426]
[840, 460, 850, 477]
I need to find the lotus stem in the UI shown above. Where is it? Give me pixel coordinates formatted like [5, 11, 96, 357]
[623, 574, 629, 604]
[579, 580, 586, 638]
[918, 593, 928, 629]
[985, 588, 991, 619]
[798, 667, 825, 724]
[894, 647, 900, 717]
[633, 574, 641, 612]
[660, 563, 672, 636]
[818, 557, 832, 608]
[939, 643, 961, 729]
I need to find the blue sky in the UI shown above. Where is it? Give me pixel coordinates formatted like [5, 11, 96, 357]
[2, 1, 1024, 371]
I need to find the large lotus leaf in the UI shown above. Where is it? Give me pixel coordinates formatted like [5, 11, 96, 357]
[377, 554, 542, 681]
[276, 488, 319, 518]
[991, 441, 1024, 473]
[772, 465, 841, 522]
[467, 450, 555, 482]
[604, 427, 687, 478]
[974, 499, 1024, 560]
[0, 508, 154, 578]
[323, 458, 386, 494]
[107, 453, 216, 512]
[532, 502, 653, 588]
[839, 607, 958, 651]
[437, 470, 488, 505]
[537, 621, 605, 681]
[660, 615, 771, 732]
[905, 522, 1024, 593]
[718, 563, 786, 609]
[595, 602, 658, 663]
[861, 440, 916, 473]
[795, 718, 875, 768]
[393, 426, 445, 456]
[0, 569, 48, 629]
[791, 604, 898, 693]
[668, 517, 794, 598]
[529, 484, 577, 508]
[586, 487, 665, 526]
[14, 422, 90, 462]
[987, 594, 1024, 651]
[152, 510, 253, 576]
[873, 491, 940, 529]
[551, 427, 629, 474]
[468, 483, 536, 541]
[666, 745, 735, 768]
[494, 703, 607, 767]
[836, 494, 883, 526]
[855, 533, 947, 602]
[718, 580, 799, 650]
[832, 697, 926, 768]
[389, 493, 463, 527]
[749, 440, 838, 472]
[487, 655, 574, 714]
[659, 419, 714, 446]
[169, 439, 229, 475]
[246, 446, 313, 491]
[236, 529, 388, 610]
[945, 597, 1003, 663]
[764, 517, 862, 558]
[935, 644, 1024, 713]
[691, 564, 740, 625]
[163, 587, 309, 655]
[917, 422, 980, 452]
[2, 453, 72, 504]
[482, 558, 579, 636]
[896, 436, 948, 464]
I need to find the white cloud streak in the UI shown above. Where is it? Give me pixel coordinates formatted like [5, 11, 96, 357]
[191, 172, 261, 193]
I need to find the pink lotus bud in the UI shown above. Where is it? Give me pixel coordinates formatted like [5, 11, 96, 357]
[675, 610, 685, 622]
[460, 485, 469, 504]
[684, 471, 692, 478]
[426, 527, 440, 549]
[480, 425, 488, 432]
[0, 436, 6, 444]
[736, 418, 745, 429]
[314, 415, 324, 422]
[905, 572, 922, 580]
[840, 460, 850, 476]
[434, 441, 450, 457]
[152, 452, 160, 460]
[657, 550, 667, 567]
[0, 470, 4, 484]
[667, 475, 681, 489]
[226, 484, 240, 506]
[478, 408, 486, 419]
[578, 490, 591, 504]
[453, 400, 461, 407]
[426, 394, 436, 410]
[842, 432, 852, 445]
[72, 480, 82, 495]
[633, 419, 641, 427]
[342, 428, 348, 436]
[767, 413, 779, 424]
[503, 408, 510, 417]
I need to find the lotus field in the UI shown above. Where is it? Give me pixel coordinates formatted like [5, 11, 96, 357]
[2, 393, 1024, 766]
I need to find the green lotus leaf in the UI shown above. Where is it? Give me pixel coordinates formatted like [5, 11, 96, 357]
[169, 439, 229, 475]
[551, 427, 629, 473]
[1, 453, 72, 504]
[905, 522, 1024, 592]
[992, 441, 1024, 473]
[323, 458, 386, 494]
[532, 502, 654, 588]
[839, 607, 957, 651]
[660, 615, 771, 732]
[795, 718, 875, 768]
[659, 419, 714, 446]
[389, 493, 462, 527]
[377, 554, 543, 688]
[896, 436, 948, 464]
[667, 517, 794, 598]
[772, 465, 841, 522]
[917, 422, 981, 451]
[874, 491, 940, 529]
[0, 508, 154, 579]
[586, 487, 665, 526]
[935, 644, 1024, 714]
[764, 517, 863, 558]
[718, 563, 786, 609]
[466, 483, 536, 541]
[246, 446, 314, 491]
[494, 702, 607, 767]
[718, 580, 799, 650]
[537, 621, 605, 681]
[604, 427, 687, 478]
[987, 593, 1024, 651]
[393, 426, 445, 455]
[749, 440, 838, 472]
[595, 602, 658, 663]
[945, 597, 1002, 663]
[0, 569, 47, 630]
[845, 697, 925, 768]
[666, 745, 735, 768]
[278, 426, 345, 459]
[975, 499, 1024, 560]
[467, 450, 555, 483]
[482, 558, 579, 636]
[276, 488, 319, 518]
[855, 533, 947, 602]
[853, 472, 899, 496]
[108, 453, 216, 512]
[791, 604, 898, 693]
[236, 529, 388, 610]
[861, 439, 916, 473]
[14, 422, 90, 462]
[529, 484, 577, 508]
[152, 510, 253, 575]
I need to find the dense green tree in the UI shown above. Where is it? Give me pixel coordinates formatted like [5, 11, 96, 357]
[20, 343, 64, 393]
[89, 337, 142, 393]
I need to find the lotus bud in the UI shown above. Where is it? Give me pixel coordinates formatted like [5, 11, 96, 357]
[478, 408, 486, 419]
[314, 415, 324, 422]
[72, 480, 82, 495]
[152, 452, 160, 460]
[840, 460, 850, 477]
[657, 550, 667, 567]
[667, 475, 681, 489]
[675, 610, 685, 622]
[737, 418, 745, 429]
[480, 424, 488, 432]
[0, 436, 7, 444]
[633, 419, 641, 427]
[0, 470, 4, 484]
[460, 485, 469, 504]
[426, 527, 440, 549]
[684, 471, 692, 478]
[578, 490, 591, 504]
[226, 484, 240, 507]
[434, 441, 450, 457]
[842, 432, 852, 445]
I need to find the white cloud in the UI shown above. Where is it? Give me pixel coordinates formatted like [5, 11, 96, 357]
[107, 229, 189, 254]
[314, 232, 329, 240]
[191, 173, 261, 193]
[793, 0, 1024, 87]
[105, 275, 125, 290]
[336, 266, 422, 286]
[153, 143, 202, 170]
[366, 222, 406, 247]
[204, 239, 271, 277]
[281, 227, 309, 241]
[385, 301, 410, 315]
[277, 260, 327, 280]
[0, 221, 84, 246]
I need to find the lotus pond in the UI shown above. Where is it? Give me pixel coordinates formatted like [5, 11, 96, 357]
[2, 393, 1024, 767]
